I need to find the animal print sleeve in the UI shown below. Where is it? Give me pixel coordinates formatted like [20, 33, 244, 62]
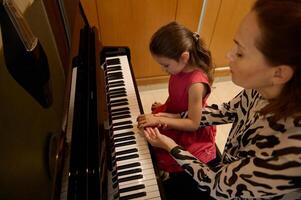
[170, 145, 301, 199]
[180, 90, 244, 126]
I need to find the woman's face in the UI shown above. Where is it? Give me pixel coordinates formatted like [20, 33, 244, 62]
[227, 11, 275, 91]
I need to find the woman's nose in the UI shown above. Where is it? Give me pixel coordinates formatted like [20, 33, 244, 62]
[226, 50, 235, 62]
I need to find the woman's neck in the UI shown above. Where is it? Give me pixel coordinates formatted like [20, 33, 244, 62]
[257, 84, 284, 100]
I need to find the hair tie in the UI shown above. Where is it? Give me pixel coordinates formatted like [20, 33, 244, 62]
[193, 32, 200, 41]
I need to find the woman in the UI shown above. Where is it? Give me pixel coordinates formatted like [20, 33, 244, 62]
[139, 0, 301, 199]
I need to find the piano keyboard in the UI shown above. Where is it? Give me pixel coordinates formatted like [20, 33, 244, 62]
[104, 55, 161, 200]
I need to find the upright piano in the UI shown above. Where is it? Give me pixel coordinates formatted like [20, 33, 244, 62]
[52, 4, 164, 200]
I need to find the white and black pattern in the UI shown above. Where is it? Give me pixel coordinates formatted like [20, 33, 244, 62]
[173, 89, 301, 199]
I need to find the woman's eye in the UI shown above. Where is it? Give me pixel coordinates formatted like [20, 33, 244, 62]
[236, 53, 243, 58]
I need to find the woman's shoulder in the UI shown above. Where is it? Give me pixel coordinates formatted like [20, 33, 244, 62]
[236, 89, 264, 103]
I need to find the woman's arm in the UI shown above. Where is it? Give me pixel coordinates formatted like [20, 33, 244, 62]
[171, 146, 301, 199]
[144, 127, 301, 199]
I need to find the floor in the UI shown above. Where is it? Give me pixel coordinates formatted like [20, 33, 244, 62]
[138, 76, 242, 153]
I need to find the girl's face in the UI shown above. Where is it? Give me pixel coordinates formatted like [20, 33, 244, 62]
[152, 54, 188, 75]
[226, 11, 275, 92]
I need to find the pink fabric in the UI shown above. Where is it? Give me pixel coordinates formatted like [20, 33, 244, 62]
[152, 70, 216, 172]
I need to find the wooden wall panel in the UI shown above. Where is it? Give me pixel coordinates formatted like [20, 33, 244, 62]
[97, 0, 178, 80]
[206, 0, 255, 67]
[199, 0, 221, 48]
[176, 0, 203, 32]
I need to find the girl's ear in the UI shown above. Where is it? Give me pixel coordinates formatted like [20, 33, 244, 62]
[180, 51, 190, 64]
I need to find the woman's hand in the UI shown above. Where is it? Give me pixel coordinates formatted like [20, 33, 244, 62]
[143, 127, 178, 151]
[137, 113, 161, 128]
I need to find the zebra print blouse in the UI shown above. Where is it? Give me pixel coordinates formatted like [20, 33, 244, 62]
[173, 89, 301, 199]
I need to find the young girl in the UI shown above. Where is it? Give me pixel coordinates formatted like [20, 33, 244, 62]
[137, 21, 216, 199]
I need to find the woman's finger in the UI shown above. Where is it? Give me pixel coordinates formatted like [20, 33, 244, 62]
[146, 127, 156, 139]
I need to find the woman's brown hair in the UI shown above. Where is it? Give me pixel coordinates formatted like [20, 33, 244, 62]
[252, 0, 301, 121]
[149, 21, 214, 84]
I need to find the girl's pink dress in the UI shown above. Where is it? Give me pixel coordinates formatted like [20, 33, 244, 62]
[152, 70, 216, 173]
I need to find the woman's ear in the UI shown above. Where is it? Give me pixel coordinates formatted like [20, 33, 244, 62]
[272, 65, 294, 85]
[180, 51, 190, 64]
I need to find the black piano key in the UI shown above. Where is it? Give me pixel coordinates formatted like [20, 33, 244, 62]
[106, 58, 120, 65]
[115, 148, 138, 156]
[115, 140, 136, 148]
[111, 101, 129, 107]
[119, 184, 145, 194]
[109, 92, 127, 99]
[112, 173, 118, 183]
[118, 174, 143, 183]
[110, 98, 128, 104]
[108, 76, 123, 82]
[109, 90, 127, 97]
[113, 125, 133, 131]
[107, 71, 123, 76]
[113, 181, 118, 189]
[109, 90, 126, 95]
[113, 120, 132, 127]
[106, 74, 123, 80]
[116, 153, 139, 162]
[107, 65, 121, 72]
[114, 136, 135, 143]
[117, 168, 142, 176]
[111, 107, 130, 113]
[114, 131, 135, 138]
[120, 192, 147, 200]
[114, 192, 119, 199]
[111, 110, 130, 117]
[110, 99, 129, 106]
[111, 154, 116, 163]
[107, 73, 123, 80]
[108, 83, 125, 89]
[107, 77, 123, 82]
[107, 75, 123, 81]
[112, 114, 131, 121]
[107, 80, 124, 85]
[107, 81, 125, 87]
[108, 87, 126, 93]
[112, 169, 117, 177]
[107, 88, 126, 95]
[112, 158, 117, 168]
[117, 162, 141, 171]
